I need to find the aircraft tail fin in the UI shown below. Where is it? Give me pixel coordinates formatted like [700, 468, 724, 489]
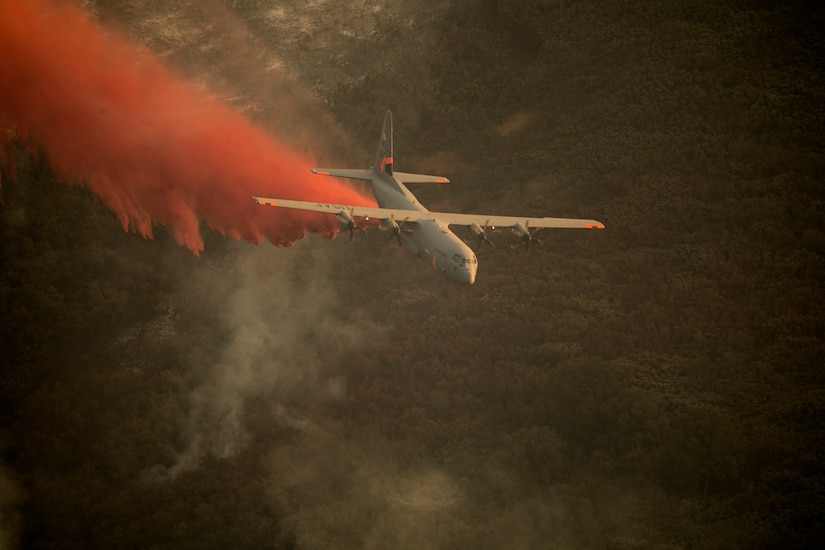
[374, 110, 393, 175]
[313, 111, 448, 190]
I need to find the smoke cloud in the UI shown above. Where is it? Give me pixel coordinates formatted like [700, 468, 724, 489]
[0, 0, 373, 252]
[132, 240, 377, 480]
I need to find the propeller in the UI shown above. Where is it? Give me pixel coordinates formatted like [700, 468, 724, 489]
[336, 209, 365, 241]
[383, 214, 413, 246]
[467, 221, 495, 252]
[510, 221, 543, 253]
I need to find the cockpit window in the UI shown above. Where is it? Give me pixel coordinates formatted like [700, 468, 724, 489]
[463, 257, 477, 266]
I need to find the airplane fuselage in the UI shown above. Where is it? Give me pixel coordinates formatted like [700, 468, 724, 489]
[371, 172, 478, 285]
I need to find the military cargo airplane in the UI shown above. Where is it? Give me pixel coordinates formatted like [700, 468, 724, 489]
[253, 110, 603, 285]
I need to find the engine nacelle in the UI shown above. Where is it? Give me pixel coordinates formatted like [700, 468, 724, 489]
[337, 210, 355, 231]
[383, 216, 419, 256]
[336, 209, 364, 240]
[510, 222, 541, 252]
[511, 222, 530, 238]
[468, 222, 495, 251]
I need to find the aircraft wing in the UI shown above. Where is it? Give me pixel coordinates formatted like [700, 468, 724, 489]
[253, 197, 604, 229]
[253, 197, 427, 222]
[427, 212, 604, 229]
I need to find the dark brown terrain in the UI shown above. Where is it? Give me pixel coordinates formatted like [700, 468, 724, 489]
[1, 1, 823, 547]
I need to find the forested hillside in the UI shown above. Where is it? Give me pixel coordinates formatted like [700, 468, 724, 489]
[2, 0, 823, 548]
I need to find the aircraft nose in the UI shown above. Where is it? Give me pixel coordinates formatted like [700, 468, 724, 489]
[447, 266, 475, 285]
[462, 266, 476, 285]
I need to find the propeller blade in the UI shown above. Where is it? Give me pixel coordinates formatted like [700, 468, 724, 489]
[348, 226, 365, 241]
[382, 214, 413, 246]
[469, 221, 495, 252]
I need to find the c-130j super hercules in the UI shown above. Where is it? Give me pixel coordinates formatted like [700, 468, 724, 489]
[254, 110, 604, 285]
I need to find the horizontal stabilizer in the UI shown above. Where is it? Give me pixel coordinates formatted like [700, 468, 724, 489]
[393, 171, 450, 184]
[311, 168, 374, 181]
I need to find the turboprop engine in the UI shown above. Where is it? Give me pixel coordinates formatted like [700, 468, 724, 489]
[468, 222, 495, 251]
[511, 222, 542, 252]
[383, 215, 419, 256]
[336, 209, 363, 241]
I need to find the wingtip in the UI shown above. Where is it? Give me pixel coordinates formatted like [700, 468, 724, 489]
[586, 222, 605, 229]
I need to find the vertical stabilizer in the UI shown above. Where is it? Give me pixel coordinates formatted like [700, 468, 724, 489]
[374, 110, 393, 175]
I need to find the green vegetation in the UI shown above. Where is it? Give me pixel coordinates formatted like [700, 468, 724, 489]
[2, 0, 823, 548]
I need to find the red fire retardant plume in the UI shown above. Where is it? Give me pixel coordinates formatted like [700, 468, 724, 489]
[0, 0, 374, 252]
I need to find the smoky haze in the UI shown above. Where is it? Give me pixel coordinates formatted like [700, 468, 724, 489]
[139, 241, 375, 478]
[93, 2, 505, 546]
[129, 240, 479, 547]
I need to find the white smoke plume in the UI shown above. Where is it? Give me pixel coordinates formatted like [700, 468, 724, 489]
[143, 238, 374, 479]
